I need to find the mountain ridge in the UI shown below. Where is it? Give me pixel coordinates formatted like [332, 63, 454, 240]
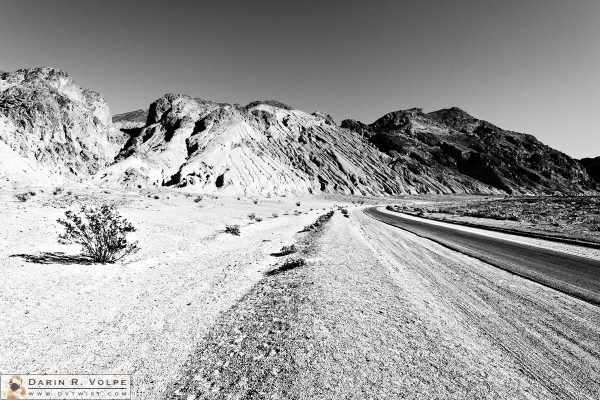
[0, 67, 597, 195]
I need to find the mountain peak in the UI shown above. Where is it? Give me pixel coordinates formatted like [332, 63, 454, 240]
[245, 100, 293, 110]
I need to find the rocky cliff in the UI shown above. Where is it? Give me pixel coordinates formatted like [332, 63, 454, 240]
[0, 67, 116, 185]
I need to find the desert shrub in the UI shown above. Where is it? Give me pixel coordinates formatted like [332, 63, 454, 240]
[279, 257, 306, 272]
[279, 244, 297, 255]
[248, 213, 256, 220]
[67, 191, 73, 195]
[15, 192, 33, 202]
[154, 195, 160, 199]
[253, 199, 258, 204]
[57, 204, 139, 263]
[341, 208, 349, 217]
[194, 196, 203, 203]
[53, 187, 63, 195]
[255, 217, 263, 222]
[272, 212, 279, 218]
[296, 201, 301, 207]
[386, 205, 395, 211]
[225, 224, 241, 235]
[302, 210, 334, 232]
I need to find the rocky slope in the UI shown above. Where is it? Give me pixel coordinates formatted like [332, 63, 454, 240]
[101, 95, 514, 195]
[342, 107, 596, 195]
[0, 67, 117, 185]
[580, 157, 600, 184]
[1, 67, 596, 195]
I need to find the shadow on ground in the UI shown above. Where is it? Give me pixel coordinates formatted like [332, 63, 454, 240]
[10, 252, 93, 265]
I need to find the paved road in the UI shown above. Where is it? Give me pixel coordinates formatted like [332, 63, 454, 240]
[364, 207, 600, 306]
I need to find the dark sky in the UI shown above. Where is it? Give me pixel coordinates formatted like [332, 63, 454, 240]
[1, 0, 598, 158]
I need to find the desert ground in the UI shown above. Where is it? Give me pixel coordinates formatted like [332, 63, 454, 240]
[389, 195, 600, 245]
[1, 189, 599, 399]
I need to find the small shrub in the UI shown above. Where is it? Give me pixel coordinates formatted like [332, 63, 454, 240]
[302, 210, 335, 232]
[279, 244, 297, 255]
[341, 208, 349, 217]
[57, 204, 139, 263]
[154, 195, 160, 199]
[272, 212, 279, 218]
[53, 187, 63, 196]
[253, 199, 259, 204]
[296, 201, 301, 207]
[194, 196, 203, 203]
[255, 217, 263, 222]
[248, 213, 256, 220]
[225, 224, 241, 235]
[15, 192, 32, 202]
[279, 257, 306, 272]
[67, 191, 73, 195]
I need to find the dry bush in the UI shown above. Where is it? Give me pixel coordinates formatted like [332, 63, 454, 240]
[15, 192, 35, 202]
[248, 213, 256, 220]
[194, 196, 203, 203]
[225, 224, 241, 235]
[302, 210, 335, 232]
[279, 257, 306, 272]
[57, 204, 139, 263]
[255, 217, 263, 222]
[279, 244, 297, 255]
[272, 212, 279, 218]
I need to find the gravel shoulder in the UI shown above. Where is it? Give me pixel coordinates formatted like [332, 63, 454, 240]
[171, 207, 600, 399]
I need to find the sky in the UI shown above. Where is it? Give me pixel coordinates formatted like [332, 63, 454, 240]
[1, 0, 598, 158]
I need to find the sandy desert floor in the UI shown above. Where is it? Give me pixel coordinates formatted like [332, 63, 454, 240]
[1, 189, 599, 399]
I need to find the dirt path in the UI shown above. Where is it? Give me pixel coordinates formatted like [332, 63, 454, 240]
[173, 208, 600, 399]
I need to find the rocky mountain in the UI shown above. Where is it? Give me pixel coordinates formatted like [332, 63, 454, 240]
[1, 67, 596, 195]
[98, 94, 421, 195]
[0, 67, 117, 185]
[341, 107, 596, 195]
[580, 157, 600, 183]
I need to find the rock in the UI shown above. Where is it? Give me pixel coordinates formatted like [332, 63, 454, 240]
[0, 67, 116, 185]
[580, 157, 600, 183]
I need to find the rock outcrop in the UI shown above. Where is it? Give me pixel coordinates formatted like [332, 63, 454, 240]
[342, 107, 596, 195]
[0, 67, 116, 185]
[98, 96, 416, 195]
[580, 157, 600, 183]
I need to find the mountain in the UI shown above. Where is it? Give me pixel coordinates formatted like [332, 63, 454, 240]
[0, 67, 596, 195]
[97, 94, 425, 195]
[0, 67, 117, 185]
[580, 157, 600, 183]
[341, 107, 596, 195]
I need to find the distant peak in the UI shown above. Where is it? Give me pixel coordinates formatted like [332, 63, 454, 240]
[11, 66, 70, 81]
[428, 106, 474, 120]
[245, 100, 293, 110]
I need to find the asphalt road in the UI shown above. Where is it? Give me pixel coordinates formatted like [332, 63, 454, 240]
[364, 207, 600, 306]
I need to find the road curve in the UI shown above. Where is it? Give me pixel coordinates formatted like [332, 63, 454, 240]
[364, 207, 600, 306]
